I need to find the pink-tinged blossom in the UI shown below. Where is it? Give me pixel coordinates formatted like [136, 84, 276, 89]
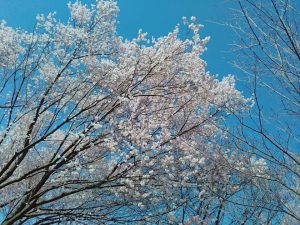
[0, 1, 260, 224]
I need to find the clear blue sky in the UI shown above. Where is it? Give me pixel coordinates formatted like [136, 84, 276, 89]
[0, 0, 239, 79]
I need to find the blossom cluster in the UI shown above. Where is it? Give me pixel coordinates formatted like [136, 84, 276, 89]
[0, 1, 261, 224]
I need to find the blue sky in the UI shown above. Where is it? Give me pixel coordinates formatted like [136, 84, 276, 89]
[0, 0, 239, 79]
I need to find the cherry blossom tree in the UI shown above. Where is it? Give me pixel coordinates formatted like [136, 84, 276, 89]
[0, 1, 256, 224]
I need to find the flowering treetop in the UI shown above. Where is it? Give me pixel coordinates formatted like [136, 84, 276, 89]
[0, 1, 261, 224]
